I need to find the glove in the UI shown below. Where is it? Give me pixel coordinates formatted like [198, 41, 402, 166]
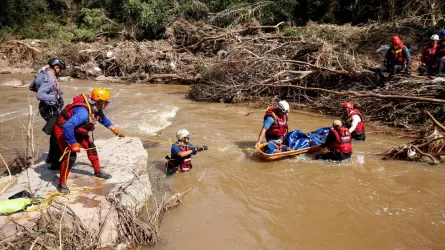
[404, 69, 411, 76]
[111, 128, 125, 137]
[57, 94, 64, 108]
[70, 143, 81, 152]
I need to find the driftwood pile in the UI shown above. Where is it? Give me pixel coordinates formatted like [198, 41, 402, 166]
[384, 111, 445, 165]
[2, 18, 445, 128]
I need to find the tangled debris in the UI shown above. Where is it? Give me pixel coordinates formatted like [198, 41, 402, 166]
[2, 18, 445, 128]
[384, 111, 445, 165]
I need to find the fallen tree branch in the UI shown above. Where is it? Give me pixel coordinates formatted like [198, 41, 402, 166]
[410, 144, 439, 165]
[425, 111, 445, 131]
[253, 83, 445, 104]
[143, 74, 197, 83]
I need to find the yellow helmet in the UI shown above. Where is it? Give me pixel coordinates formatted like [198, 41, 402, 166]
[91, 88, 111, 102]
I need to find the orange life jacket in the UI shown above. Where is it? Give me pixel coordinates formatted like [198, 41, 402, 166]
[264, 106, 288, 137]
[342, 109, 365, 134]
[329, 127, 352, 153]
[57, 94, 99, 134]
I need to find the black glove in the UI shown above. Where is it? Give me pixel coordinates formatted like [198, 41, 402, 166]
[58, 95, 64, 109]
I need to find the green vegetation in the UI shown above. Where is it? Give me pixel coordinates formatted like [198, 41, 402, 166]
[0, 0, 443, 42]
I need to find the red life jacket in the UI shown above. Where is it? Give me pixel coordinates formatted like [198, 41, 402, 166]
[390, 45, 407, 64]
[342, 109, 365, 134]
[329, 127, 352, 153]
[167, 143, 193, 172]
[264, 106, 288, 137]
[57, 94, 99, 134]
[422, 44, 438, 64]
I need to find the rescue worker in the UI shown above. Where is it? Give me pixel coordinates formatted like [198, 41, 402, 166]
[53, 87, 125, 194]
[316, 120, 352, 161]
[341, 102, 365, 141]
[29, 57, 66, 170]
[378, 36, 412, 85]
[165, 129, 207, 175]
[435, 30, 445, 76]
[419, 35, 439, 76]
[255, 100, 290, 148]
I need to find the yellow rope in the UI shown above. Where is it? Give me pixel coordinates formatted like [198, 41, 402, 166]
[27, 135, 255, 212]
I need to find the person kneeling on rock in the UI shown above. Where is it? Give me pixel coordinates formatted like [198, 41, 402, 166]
[165, 129, 207, 175]
[316, 120, 352, 162]
[53, 87, 125, 194]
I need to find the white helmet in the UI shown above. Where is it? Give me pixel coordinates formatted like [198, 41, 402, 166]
[176, 129, 191, 140]
[431, 34, 440, 41]
[277, 100, 290, 113]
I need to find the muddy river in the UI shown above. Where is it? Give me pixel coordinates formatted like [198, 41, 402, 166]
[1, 75, 444, 249]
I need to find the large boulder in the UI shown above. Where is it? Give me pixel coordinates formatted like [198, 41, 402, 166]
[0, 137, 151, 248]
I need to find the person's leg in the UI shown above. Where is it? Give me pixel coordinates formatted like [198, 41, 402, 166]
[330, 152, 351, 161]
[378, 65, 387, 85]
[352, 132, 366, 141]
[437, 58, 445, 75]
[77, 134, 112, 179]
[49, 134, 62, 170]
[53, 125, 74, 193]
[316, 152, 333, 160]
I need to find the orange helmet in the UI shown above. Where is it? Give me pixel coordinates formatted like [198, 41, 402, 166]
[343, 102, 354, 110]
[91, 88, 111, 102]
[392, 36, 402, 45]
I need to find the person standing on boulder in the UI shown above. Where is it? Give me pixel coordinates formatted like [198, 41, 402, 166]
[255, 100, 290, 147]
[53, 87, 125, 194]
[29, 57, 66, 170]
[341, 102, 365, 141]
[316, 120, 352, 161]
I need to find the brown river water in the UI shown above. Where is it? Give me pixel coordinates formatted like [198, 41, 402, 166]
[1, 75, 445, 249]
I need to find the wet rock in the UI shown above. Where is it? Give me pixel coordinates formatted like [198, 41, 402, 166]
[0, 68, 12, 74]
[0, 59, 9, 68]
[1, 79, 23, 87]
[58, 76, 72, 82]
[0, 138, 151, 248]
[95, 75, 115, 81]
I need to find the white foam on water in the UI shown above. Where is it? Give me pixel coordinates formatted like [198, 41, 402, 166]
[137, 106, 179, 135]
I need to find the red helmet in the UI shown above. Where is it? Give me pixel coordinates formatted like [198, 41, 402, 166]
[392, 36, 402, 45]
[343, 102, 354, 110]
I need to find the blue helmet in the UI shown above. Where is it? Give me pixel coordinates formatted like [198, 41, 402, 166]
[439, 30, 445, 36]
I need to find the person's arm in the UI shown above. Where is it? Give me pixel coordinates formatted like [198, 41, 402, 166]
[404, 47, 412, 67]
[62, 107, 89, 145]
[255, 117, 274, 147]
[385, 49, 391, 64]
[173, 144, 195, 158]
[348, 114, 361, 133]
[36, 74, 58, 104]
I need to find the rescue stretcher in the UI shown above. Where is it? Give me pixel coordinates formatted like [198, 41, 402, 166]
[255, 142, 324, 161]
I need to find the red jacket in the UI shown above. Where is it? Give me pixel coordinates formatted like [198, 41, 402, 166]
[421, 44, 438, 65]
[327, 126, 352, 153]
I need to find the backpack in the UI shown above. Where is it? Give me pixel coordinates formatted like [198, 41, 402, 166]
[29, 78, 37, 92]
